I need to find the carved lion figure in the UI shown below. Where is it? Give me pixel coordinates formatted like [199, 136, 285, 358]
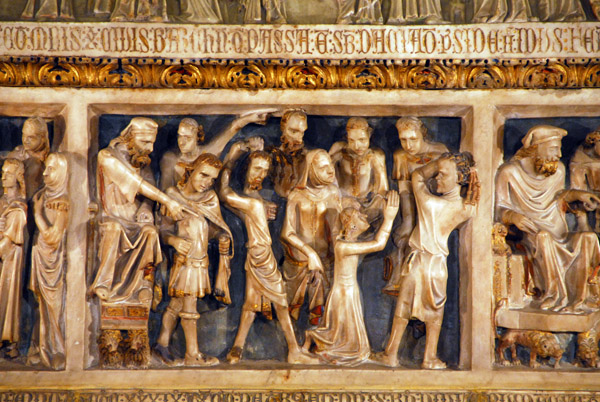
[122, 329, 151, 368]
[497, 329, 563, 368]
[98, 329, 123, 368]
[577, 329, 600, 368]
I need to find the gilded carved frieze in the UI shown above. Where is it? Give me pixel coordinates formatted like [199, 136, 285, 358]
[1, 59, 600, 89]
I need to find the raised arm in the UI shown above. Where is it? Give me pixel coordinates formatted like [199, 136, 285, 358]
[203, 111, 270, 157]
[341, 191, 399, 256]
[372, 149, 389, 195]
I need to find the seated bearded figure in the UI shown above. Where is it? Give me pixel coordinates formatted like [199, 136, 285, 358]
[496, 125, 600, 313]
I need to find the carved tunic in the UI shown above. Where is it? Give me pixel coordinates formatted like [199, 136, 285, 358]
[330, 145, 388, 221]
[270, 147, 308, 198]
[164, 187, 233, 299]
[471, 0, 535, 22]
[394, 169, 475, 323]
[21, 0, 74, 19]
[29, 191, 68, 370]
[388, 0, 444, 24]
[384, 141, 448, 295]
[221, 190, 287, 313]
[178, 0, 222, 23]
[496, 159, 600, 310]
[337, 0, 383, 24]
[536, 0, 585, 21]
[0, 196, 26, 343]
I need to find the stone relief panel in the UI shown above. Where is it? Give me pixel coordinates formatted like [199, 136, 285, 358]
[83, 112, 465, 369]
[0, 117, 69, 371]
[494, 116, 600, 369]
[1, 0, 599, 23]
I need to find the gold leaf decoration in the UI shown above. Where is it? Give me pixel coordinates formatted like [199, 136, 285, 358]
[406, 65, 449, 89]
[220, 64, 271, 89]
[97, 63, 144, 88]
[464, 65, 507, 89]
[521, 63, 570, 89]
[342, 65, 389, 89]
[36, 62, 82, 86]
[0, 59, 598, 89]
[159, 64, 207, 88]
[282, 65, 332, 89]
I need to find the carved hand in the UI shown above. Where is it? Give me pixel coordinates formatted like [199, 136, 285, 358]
[170, 236, 191, 255]
[383, 190, 400, 221]
[246, 136, 265, 152]
[306, 248, 324, 273]
[0, 217, 6, 233]
[506, 211, 538, 234]
[165, 198, 186, 221]
[265, 202, 277, 221]
[219, 235, 231, 255]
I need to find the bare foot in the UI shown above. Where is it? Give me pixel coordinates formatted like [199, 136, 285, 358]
[422, 358, 446, 370]
[371, 351, 399, 367]
[288, 349, 320, 365]
[184, 353, 219, 367]
[226, 346, 243, 364]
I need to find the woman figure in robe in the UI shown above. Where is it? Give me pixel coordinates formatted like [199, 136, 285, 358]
[27, 153, 69, 370]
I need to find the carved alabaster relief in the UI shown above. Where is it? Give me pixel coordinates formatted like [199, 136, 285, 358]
[155, 153, 232, 367]
[375, 153, 479, 369]
[0, 159, 27, 362]
[27, 152, 69, 370]
[3, 59, 600, 90]
[219, 140, 318, 365]
[303, 191, 399, 366]
[329, 117, 388, 228]
[494, 123, 600, 369]
[383, 117, 448, 296]
[90, 117, 188, 368]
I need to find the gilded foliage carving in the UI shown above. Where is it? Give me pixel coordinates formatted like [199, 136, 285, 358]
[1, 59, 600, 90]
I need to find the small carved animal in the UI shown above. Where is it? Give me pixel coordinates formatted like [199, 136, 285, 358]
[122, 329, 151, 369]
[497, 329, 563, 368]
[98, 329, 123, 368]
[576, 329, 600, 368]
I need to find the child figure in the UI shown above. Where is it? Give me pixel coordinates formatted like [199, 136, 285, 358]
[303, 190, 399, 366]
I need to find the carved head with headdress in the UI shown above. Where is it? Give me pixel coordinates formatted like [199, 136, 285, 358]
[2, 158, 26, 199]
[177, 118, 205, 155]
[177, 153, 223, 194]
[514, 125, 566, 177]
[43, 152, 69, 200]
[280, 109, 307, 154]
[22, 117, 50, 163]
[110, 117, 158, 169]
[296, 149, 336, 190]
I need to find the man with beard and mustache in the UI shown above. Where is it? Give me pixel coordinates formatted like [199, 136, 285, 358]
[159, 112, 269, 191]
[329, 117, 388, 226]
[91, 118, 187, 367]
[269, 110, 309, 199]
[496, 125, 600, 313]
[219, 140, 318, 364]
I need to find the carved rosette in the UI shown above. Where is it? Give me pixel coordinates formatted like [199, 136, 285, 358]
[1, 59, 600, 89]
